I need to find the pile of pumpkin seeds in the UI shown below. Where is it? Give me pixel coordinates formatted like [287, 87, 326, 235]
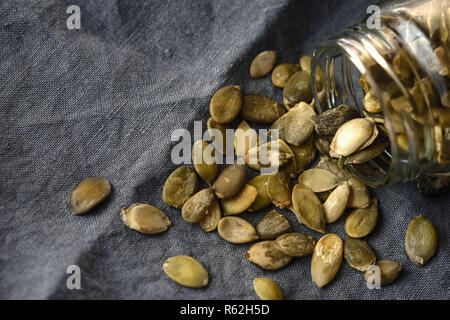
[68, 49, 440, 299]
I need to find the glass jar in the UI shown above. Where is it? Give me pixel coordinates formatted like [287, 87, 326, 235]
[311, 0, 450, 187]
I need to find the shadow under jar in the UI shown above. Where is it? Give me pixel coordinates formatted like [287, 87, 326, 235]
[311, 0, 450, 187]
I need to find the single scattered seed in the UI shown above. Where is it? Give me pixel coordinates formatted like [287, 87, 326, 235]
[70, 177, 111, 215]
[405, 214, 438, 266]
[290, 135, 316, 174]
[250, 50, 277, 78]
[311, 234, 343, 288]
[267, 170, 292, 209]
[274, 232, 316, 257]
[323, 182, 350, 223]
[269, 102, 316, 146]
[330, 118, 375, 157]
[218, 216, 259, 244]
[311, 104, 360, 137]
[316, 156, 354, 181]
[234, 120, 259, 158]
[253, 278, 283, 300]
[347, 177, 371, 208]
[247, 175, 271, 212]
[271, 63, 300, 88]
[192, 140, 219, 186]
[212, 164, 247, 199]
[120, 203, 172, 234]
[314, 135, 332, 155]
[283, 71, 313, 109]
[244, 240, 293, 270]
[162, 166, 198, 209]
[221, 184, 258, 216]
[344, 238, 376, 272]
[200, 199, 221, 232]
[207, 118, 229, 155]
[364, 260, 402, 286]
[210, 85, 242, 124]
[299, 55, 312, 72]
[363, 89, 383, 113]
[344, 142, 388, 165]
[163, 255, 208, 288]
[241, 95, 286, 124]
[256, 209, 292, 240]
[345, 198, 378, 238]
[291, 184, 326, 233]
[298, 168, 340, 192]
[181, 188, 215, 223]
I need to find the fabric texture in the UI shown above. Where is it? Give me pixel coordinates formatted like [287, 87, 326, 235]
[0, 0, 449, 300]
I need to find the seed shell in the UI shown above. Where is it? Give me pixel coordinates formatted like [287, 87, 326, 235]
[344, 142, 388, 165]
[218, 216, 259, 244]
[347, 177, 371, 208]
[221, 184, 258, 216]
[271, 63, 300, 88]
[283, 71, 313, 108]
[192, 140, 219, 186]
[344, 238, 376, 271]
[291, 185, 326, 233]
[162, 166, 198, 209]
[405, 214, 438, 266]
[298, 168, 340, 192]
[210, 85, 242, 124]
[311, 104, 360, 137]
[267, 170, 292, 209]
[274, 232, 316, 257]
[181, 188, 215, 223]
[250, 50, 277, 78]
[212, 164, 247, 199]
[163, 255, 209, 288]
[345, 198, 378, 238]
[200, 199, 221, 232]
[311, 234, 343, 288]
[253, 278, 283, 300]
[330, 118, 375, 157]
[120, 203, 172, 234]
[244, 240, 293, 270]
[256, 209, 292, 240]
[71, 177, 111, 215]
[241, 95, 286, 124]
[247, 175, 271, 212]
[323, 182, 350, 223]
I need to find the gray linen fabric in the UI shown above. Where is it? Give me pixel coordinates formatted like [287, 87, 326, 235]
[0, 0, 449, 300]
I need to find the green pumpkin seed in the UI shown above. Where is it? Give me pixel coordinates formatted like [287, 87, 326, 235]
[210, 85, 242, 124]
[181, 188, 215, 223]
[283, 71, 313, 108]
[256, 209, 292, 240]
[221, 184, 258, 216]
[330, 118, 375, 157]
[267, 170, 292, 209]
[299, 55, 312, 72]
[212, 164, 247, 199]
[269, 102, 316, 146]
[345, 198, 378, 238]
[291, 185, 326, 233]
[234, 120, 259, 158]
[244, 240, 293, 270]
[405, 214, 438, 266]
[192, 140, 219, 186]
[120, 203, 172, 234]
[275, 140, 297, 178]
[316, 156, 353, 181]
[247, 175, 271, 212]
[363, 89, 382, 113]
[207, 118, 229, 155]
[71, 177, 111, 215]
[218, 216, 259, 244]
[163, 255, 208, 288]
[344, 238, 376, 272]
[298, 168, 339, 192]
[323, 182, 350, 223]
[312, 104, 360, 137]
[245, 142, 293, 171]
[347, 177, 371, 208]
[344, 142, 388, 165]
[241, 95, 286, 124]
[311, 234, 343, 288]
[200, 199, 221, 232]
[290, 136, 316, 174]
[250, 50, 277, 78]
[253, 278, 283, 300]
[162, 166, 198, 209]
[364, 260, 402, 286]
[274, 232, 316, 257]
[271, 63, 300, 88]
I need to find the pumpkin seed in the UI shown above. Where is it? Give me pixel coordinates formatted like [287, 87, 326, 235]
[271, 63, 300, 88]
[311, 234, 343, 288]
[274, 140, 297, 178]
[274, 232, 316, 257]
[323, 182, 350, 223]
[120, 203, 172, 234]
[299, 55, 312, 72]
[357, 123, 379, 151]
[192, 140, 219, 186]
[163, 255, 208, 288]
[244, 240, 293, 270]
[250, 50, 277, 78]
[207, 118, 229, 155]
[311, 104, 360, 137]
[345, 198, 378, 238]
[212, 164, 247, 199]
[364, 260, 402, 286]
[405, 214, 438, 266]
[267, 170, 292, 209]
[234, 120, 259, 158]
[344, 238, 376, 271]
[283, 71, 313, 109]
[291, 185, 326, 233]
[162, 166, 198, 209]
[217, 216, 259, 243]
[241, 95, 286, 124]
[314, 135, 332, 155]
[256, 209, 292, 240]
[298, 168, 340, 192]
[363, 89, 383, 113]
[221, 184, 258, 216]
[200, 199, 221, 232]
[290, 136, 316, 174]
[269, 102, 316, 146]
[71, 177, 111, 215]
[330, 118, 375, 157]
[247, 175, 271, 212]
[253, 278, 283, 300]
[210, 85, 242, 124]
[347, 177, 371, 208]
[181, 188, 215, 223]
[316, 156, 353, 181]
[245, 142, 293, 171]
[344, 142, 388, 165]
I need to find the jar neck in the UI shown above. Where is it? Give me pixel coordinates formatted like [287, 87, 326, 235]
[311, 21, 437, 187]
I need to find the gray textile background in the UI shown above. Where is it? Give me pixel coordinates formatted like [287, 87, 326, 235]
[0, 0, 449, 300]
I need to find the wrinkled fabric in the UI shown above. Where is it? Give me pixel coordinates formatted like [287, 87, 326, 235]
[0, 0, 449, 300]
